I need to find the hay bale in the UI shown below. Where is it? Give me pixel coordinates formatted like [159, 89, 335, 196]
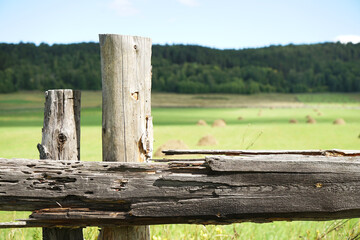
[307, 118, 316, 124]
[212, 119, 226, 127]
[154, 140, 189, 157]
[237, 116, 244, 120]
[257, 110, 262, 116]
[289, 119, 298, 124]
[197, 135, 218, 146]
[306, 115, 311, 119]
[197, 120, 207, 126]
[317, 112, 323, 116]
[333, 118, 346, 125]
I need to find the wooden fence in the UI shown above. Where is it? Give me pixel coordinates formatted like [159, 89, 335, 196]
[1, 34, 360, 240]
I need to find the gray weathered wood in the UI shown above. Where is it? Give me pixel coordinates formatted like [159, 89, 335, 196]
[206, 155, 360, 173]
[0, 155, 360, 226]
[38, 89, 83, 240]
[99, 34, 152, 240]
[100, 34, 153, 163]
[163, 149, 360, 156]
[38, 90, 81, 161]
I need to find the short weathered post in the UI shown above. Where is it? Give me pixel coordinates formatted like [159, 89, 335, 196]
[98, 34, 153, 239]
[37, 89, 83, 240]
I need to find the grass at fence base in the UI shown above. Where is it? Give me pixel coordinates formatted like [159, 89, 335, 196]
[0, 91, 360, 239]
[151, 220, 360, 240]
[0, 220, 359, 240]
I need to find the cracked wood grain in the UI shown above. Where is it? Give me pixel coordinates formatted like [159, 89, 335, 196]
[99, 34, 152, 240]
[0, 155, 359, 226]
[163, 149, 360, 157]
[100, 34, 153, 163]
[38, 89, 83, 240]
[38, 90, 81, 161]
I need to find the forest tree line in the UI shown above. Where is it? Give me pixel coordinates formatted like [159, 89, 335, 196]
[0, 42, 359, 94]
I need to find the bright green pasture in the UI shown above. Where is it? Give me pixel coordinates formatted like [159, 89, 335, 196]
[0, 92, 360, 239]
[296, 93, 360, 104]
[1, 107, 359, 159]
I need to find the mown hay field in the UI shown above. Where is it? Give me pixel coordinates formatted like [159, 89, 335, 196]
[0, 91, 359, 239]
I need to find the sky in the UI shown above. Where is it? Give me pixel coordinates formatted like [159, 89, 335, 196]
[0, 0, 359, 49]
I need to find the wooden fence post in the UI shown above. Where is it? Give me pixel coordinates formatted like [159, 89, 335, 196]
[37, 89, 83, 240]
[98, 34, 153, 239]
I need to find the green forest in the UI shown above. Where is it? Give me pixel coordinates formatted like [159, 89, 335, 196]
[0, 42, 359, 94]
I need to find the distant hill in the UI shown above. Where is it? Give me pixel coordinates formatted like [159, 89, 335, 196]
[0, 42, 359, 93]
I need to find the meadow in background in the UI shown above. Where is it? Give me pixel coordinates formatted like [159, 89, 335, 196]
[0, 91, 359, 239]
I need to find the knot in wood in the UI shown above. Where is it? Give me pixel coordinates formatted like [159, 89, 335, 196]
[58, 133, 67, 144]
[57, 133, 67, 153]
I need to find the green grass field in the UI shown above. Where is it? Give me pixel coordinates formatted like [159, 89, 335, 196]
[0, 91, 359, 239]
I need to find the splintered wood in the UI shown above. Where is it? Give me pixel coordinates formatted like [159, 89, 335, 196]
[100, 34, 153, 163]
[37, 90, 81, 161]
[38, 89, 83, 240]
[99, 34, 152, 239]
[0, 151, 360, 228]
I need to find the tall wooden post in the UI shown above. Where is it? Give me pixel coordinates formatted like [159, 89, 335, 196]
[99, 34, 153, 239]
[37, 89, 83, 240]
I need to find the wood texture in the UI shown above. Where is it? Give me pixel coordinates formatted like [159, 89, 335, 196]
[38, 90, 83, 240]
[0, 155, 360, 226]
[206, 155, 360, 173]
[163, 149, 360, 156]
[100, 34, 153, 163]
[38, 90, 81, 161]
[99, 34, 152, 239]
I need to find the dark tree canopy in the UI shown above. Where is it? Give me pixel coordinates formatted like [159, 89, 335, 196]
[0, 42, 359, 93]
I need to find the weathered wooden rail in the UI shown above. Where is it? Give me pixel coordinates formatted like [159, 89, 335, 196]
[162, 149, 360, 156]
[0, 151, 360, 228]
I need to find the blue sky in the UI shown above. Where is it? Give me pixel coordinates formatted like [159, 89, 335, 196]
[0, 0, 359, 49]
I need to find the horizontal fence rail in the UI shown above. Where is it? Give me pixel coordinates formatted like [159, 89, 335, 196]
[0, 152, 360, 227]
[162, 149, 360, 156]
